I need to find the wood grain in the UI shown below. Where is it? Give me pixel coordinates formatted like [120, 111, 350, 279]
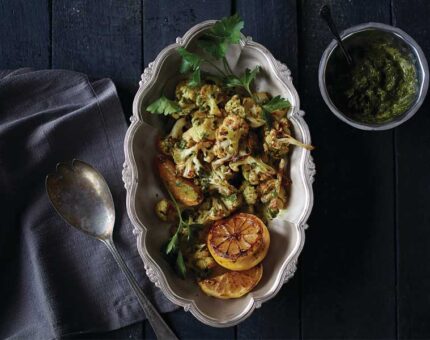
[0, 0, 50, 69]
[299, 0, 396, 338]
[392, 0, 430, 338]
[236, 1, 300, 338]
[52, 0, 142, 116]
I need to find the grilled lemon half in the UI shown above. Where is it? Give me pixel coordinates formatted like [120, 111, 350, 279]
[198, 263, 263, 299]
[207, 213, 270, 271]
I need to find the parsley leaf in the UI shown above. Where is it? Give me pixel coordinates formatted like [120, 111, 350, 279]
[188, 68, 201, 87]
[241, 66, 260, 91]
[176, 250, 186, 278]
[206, 14, 244, 44]
[224, 75, 242, 88]
[166, 232, 178, 254]
[225, 66, 260, 94]
[178, 48, 201, 73]
[198, 14, 244, 59]
[262, 95, 291, 112]
[178, 48, 202, 87]
[198, 37, 228, 60]
[146, 96, 181, 115]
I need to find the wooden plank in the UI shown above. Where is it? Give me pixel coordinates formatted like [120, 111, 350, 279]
[392, 1, 430, 338]
[52, 0, 142, 116]
[142, 0, 232, 65]
[236, 0, 300, 338]
[299, 0, 397, 338]
[142, 0, 235, 338]
[0, 0, 50, 69]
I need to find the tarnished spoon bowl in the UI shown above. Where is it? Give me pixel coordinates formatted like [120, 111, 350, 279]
[46, 160, 177, 340]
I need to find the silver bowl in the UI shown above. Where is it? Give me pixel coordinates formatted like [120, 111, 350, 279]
[123, 20, 314, 327]
[319, 22, 429, 130]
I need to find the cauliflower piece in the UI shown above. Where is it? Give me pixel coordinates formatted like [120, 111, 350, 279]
[242, 97, 266, 128]
[258, 178, 280, 204]
[182, 116, 216, 144]
[173, 81, 199, 117]
[176, 80, 199, 104]
[220, 193, 243, 213]
[194, 197, 230, 224]
[196, 84, 223, 116]
[201, 144, 216, 163]
[189, 245, 216, 273]
[158, 118, 188, 155]
[172, 143, 204, 178]
[169, 117, 188, 139]
[213, 115, 249, 160]
[258, 163, 288, 220]
[264, 118, 313, 159]
[229, 155, 276, 185]
[240, 181, 258, 205]
[202, 167, 236, 196]
[225, 94, 245, 117]
[253, 92, 271, 104]
[154, 199, 177, 222]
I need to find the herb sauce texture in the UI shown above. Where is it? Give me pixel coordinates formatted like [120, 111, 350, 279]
[328, 39, 418, 123]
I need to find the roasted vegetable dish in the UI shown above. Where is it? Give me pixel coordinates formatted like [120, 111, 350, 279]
[147, 15, 313, 299]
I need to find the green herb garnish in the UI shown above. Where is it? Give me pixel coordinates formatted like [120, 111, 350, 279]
[146, 95, 181, 115]
[164, 189, 203, 278]
[262, 95, 291, 112]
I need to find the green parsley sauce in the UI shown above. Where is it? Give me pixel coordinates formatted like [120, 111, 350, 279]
[328, 39, 418, 123]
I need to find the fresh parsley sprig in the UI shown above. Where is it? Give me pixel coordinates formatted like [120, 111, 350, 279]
[146, 95, 181, 116]
[165, 189, 203, 278]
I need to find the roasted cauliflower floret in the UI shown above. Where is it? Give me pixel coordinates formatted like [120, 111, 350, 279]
[158, 118, 188, 155]
[182, 116, 216, 144]
[229, 156, 276, 185]
[172, 143, 207, 178]
[189, 245, 216, 274]
[264, 118, 313, 159]
[213, 115, 249, 160]
[220, 193, 243, 213]
[258, 162, 288, 219]
[196, 84, 223, 116]
[154, 199, 178, 222]
[176, 80, 199, 103]
[225, 94, 245, 117]
[174, 80, 199, 117]
[253, 92, 271, 104]
[202, 167, 236, 196]
[241, 181, 258, 205]
[194, 197, 230, 224]
[242, 97, 266, 128]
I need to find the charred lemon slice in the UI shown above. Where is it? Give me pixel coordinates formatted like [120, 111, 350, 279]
[198, 264, 263, 299]
[207, 213, 270, 271]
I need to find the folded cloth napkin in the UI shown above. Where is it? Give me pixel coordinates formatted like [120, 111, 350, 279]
[0, 69, 177, 339]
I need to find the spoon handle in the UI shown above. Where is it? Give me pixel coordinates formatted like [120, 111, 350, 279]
[320, 5, 353, 65]
[103, 238, 178, 340]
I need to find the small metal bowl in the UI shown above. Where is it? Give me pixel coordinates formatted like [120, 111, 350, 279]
[319, 22, 429, 130]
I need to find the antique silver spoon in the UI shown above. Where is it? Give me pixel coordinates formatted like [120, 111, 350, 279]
[46, 159, 178, 340]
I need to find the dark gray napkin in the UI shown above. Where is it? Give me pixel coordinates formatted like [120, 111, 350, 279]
[0, 69, 176, 339]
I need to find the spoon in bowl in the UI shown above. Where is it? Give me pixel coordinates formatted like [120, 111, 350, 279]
[46, 159, 178, 340]
[320, 4, 353, 65]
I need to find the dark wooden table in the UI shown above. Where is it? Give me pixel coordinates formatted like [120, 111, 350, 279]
[2, 0, 429, 339]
